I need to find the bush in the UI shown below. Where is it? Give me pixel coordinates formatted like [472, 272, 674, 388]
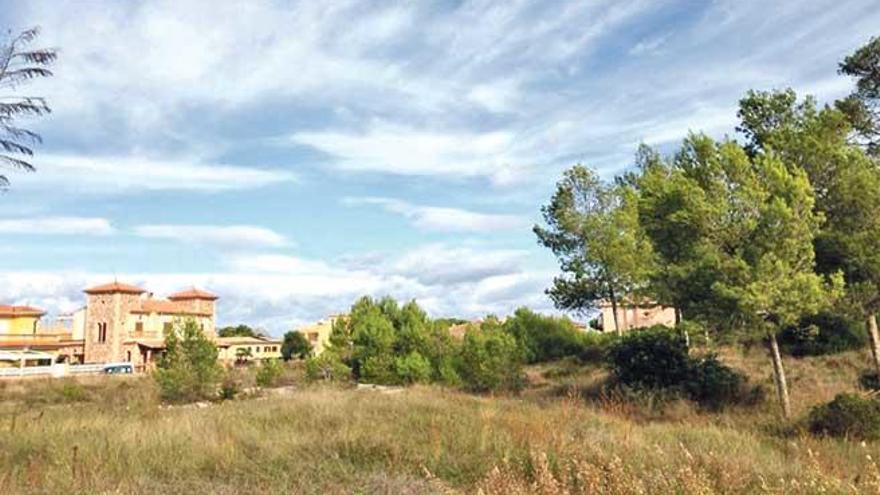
[503, 307, 590, 363]
[394, 351, 432, 384]
[255, 358, 283, 388]
[684, 355, 749, 410]
[458, 328, 524, 393]
[607, 326, 690, 389]
[779, 311, 867, 356]
[808, 393, 880, 440]
[219, 374, 240, 400]
[153, 319, 223, 403]
[305, 352, 351, 382]
[859, 370, 880, 390]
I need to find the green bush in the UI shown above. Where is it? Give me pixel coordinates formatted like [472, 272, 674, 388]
[684, 355, 749, 410]
[607, 326, 690, 389]
[219, 374, 240, 400]
[503, 307, 590, 363]
[779, 311, 867, 356]
[859, 370, 880, 390]
[394, 351, 432, 384]
[458, 327, 524, 393]
[808, 393, 880, 440]
[153, 319, 223, 403]
[305, 352, 351, 382]
[255, 358, 283, 388]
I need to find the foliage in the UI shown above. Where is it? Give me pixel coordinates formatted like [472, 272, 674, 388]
[458, 327, 524, 393]
[218, 324, 257, 338]
[684, 355, 750, 410]
[0, 27, 57, 189]
[305, 352, 351, 382]
[255, 359, 283, 388]
[779, 311, 867, 357]
[838, 36, 880, 156]
[154, 319, 222, 403]
[280, 331, 312, 361]
[394, 351, 432, 384]
[607, 326, 691, 390]
[534, 165, 654, 333]
[808, 393, 880, 440]
[860, 370, 880, 391]
[503, 307, 585, 363]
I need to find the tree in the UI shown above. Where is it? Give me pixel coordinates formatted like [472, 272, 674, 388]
[217, 324, 257, 338]
[535, 165, 654, 335]
[235, 346, 253, 365]
[838, 36, 880, 156]
[737, 89, 880, 378]
[280, 331, 312, 361]
[0, 27, 56, 189]
[154, 319, 222, 402]
[458, 326, 524, 393]
[637, 134, 839, 418]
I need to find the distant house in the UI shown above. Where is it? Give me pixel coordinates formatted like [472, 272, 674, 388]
[0, 304, 84, 364]
[216, 336, 282, 364]
[597, 300, 676, 333]
[296, 315, 343, 355]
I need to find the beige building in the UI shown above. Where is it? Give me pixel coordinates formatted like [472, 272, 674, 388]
[598, 300, 676, 333]
[297, 315, 342, 355]
[217, 336, 282, 364]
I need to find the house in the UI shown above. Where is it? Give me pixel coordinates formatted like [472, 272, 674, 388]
[296, 315, 343, 355]
[217, 336, 282, 364]
[0, 305, 85, 363]
[597, 300, 676, 333]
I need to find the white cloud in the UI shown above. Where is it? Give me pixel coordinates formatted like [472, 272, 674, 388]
[391, 244, 529, 286]
[0, 217, 114, 236]
[134, 225, 290, 248]
[345, 197, 527, 232]
[14, 154, 296, 194]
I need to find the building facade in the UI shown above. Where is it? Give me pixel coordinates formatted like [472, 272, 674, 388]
[598, 300, 676, 333]
[296, 315, 342, 355]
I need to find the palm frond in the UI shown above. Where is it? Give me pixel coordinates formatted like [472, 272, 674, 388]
[0, 154, 35, 172]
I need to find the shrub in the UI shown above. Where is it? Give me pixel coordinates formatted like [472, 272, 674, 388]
[859, 370, 880, 391]
[779, 311, 867, 356]
[153, 319, 223, 403]
[503, 307, 589, 363]
[255, 358, 283, 388]
[219, 374, 240, 400]
[684, 355, 749, 410]
[394, 351, 432, 384]
[808, 393, 880, 440]
[305, 352, 351, 382]
[607, 326, 690, 389]
[458, 328, 524, 393]
[281, 331, 312, 361]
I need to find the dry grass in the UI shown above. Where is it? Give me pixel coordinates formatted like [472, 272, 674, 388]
[0, 350, 876, 494]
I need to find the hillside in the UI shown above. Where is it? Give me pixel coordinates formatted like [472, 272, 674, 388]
[0, 348, 877, 494]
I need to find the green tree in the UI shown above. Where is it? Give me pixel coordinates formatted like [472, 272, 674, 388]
[458, 326, 524, 393]
[637, 135, 839, 417]
[280, 331, 312, 360]
[394, 351, 432, 384]
[255, 358, 283, 387]
[235, 347, 253, 364]
[535, 165, 654, 335]
[0, 27, 56, 189]
[838, 36, 880, 156]
[217, 324, 257, 337]
[154, 319, 222, 403]
[738, 88, 880, 378]
[305, 352, 351, 382]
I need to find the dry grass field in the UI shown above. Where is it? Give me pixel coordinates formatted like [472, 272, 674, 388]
[1, 348, 878, 494]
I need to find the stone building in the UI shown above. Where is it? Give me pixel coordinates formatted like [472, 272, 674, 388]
[597, 300, 676, 333]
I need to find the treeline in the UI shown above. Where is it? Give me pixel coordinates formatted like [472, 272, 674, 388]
[534, 36, 880, 419]
[304, 296, 606, 392]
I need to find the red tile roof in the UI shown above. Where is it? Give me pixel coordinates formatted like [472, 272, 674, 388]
[0, 305, 46, 318]
[84, 282, 146, 295]
[131, 298, 212, 317]
[168, 288, 218, 301]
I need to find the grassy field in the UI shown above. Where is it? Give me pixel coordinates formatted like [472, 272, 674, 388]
[1, 349, 878, 494]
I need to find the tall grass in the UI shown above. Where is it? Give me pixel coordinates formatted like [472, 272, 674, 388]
[0, 349, 877, 493]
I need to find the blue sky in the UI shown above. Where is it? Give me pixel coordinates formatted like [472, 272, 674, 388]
[1, 0, 878, 334]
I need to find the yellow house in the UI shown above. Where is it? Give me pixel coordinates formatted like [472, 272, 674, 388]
[217, 336, 282, 364]
[0, 305, 44, 339]
[296, 315, 343, 355]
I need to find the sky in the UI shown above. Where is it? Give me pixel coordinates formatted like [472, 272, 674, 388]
[0, 0, 878, 334]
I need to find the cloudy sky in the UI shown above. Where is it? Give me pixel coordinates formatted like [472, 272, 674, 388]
[1, 0, 878, 334]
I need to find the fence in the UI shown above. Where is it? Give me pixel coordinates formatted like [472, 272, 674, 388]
[0, 362, 125, 378]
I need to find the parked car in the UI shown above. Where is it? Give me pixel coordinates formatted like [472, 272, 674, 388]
[103, 363, 134, 374]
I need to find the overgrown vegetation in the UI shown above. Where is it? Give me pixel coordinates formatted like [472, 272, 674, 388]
[153, 319, 223, 403]
[809, 393, 880, 440]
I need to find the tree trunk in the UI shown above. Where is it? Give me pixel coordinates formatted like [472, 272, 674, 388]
[868, 313, 880, 376]
[610, 292, 621, 337]
[768, 331, 792, 419]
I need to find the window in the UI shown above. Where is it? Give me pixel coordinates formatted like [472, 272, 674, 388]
[308, 332, 318, 343]
[135, 322, 144, 334]
[97, 322, 108, 343]
[126, 351, 131, 362]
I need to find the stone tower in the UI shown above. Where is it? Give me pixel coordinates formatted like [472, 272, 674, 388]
[83, 282, 145, 363]
[168, 288, 219, 336]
